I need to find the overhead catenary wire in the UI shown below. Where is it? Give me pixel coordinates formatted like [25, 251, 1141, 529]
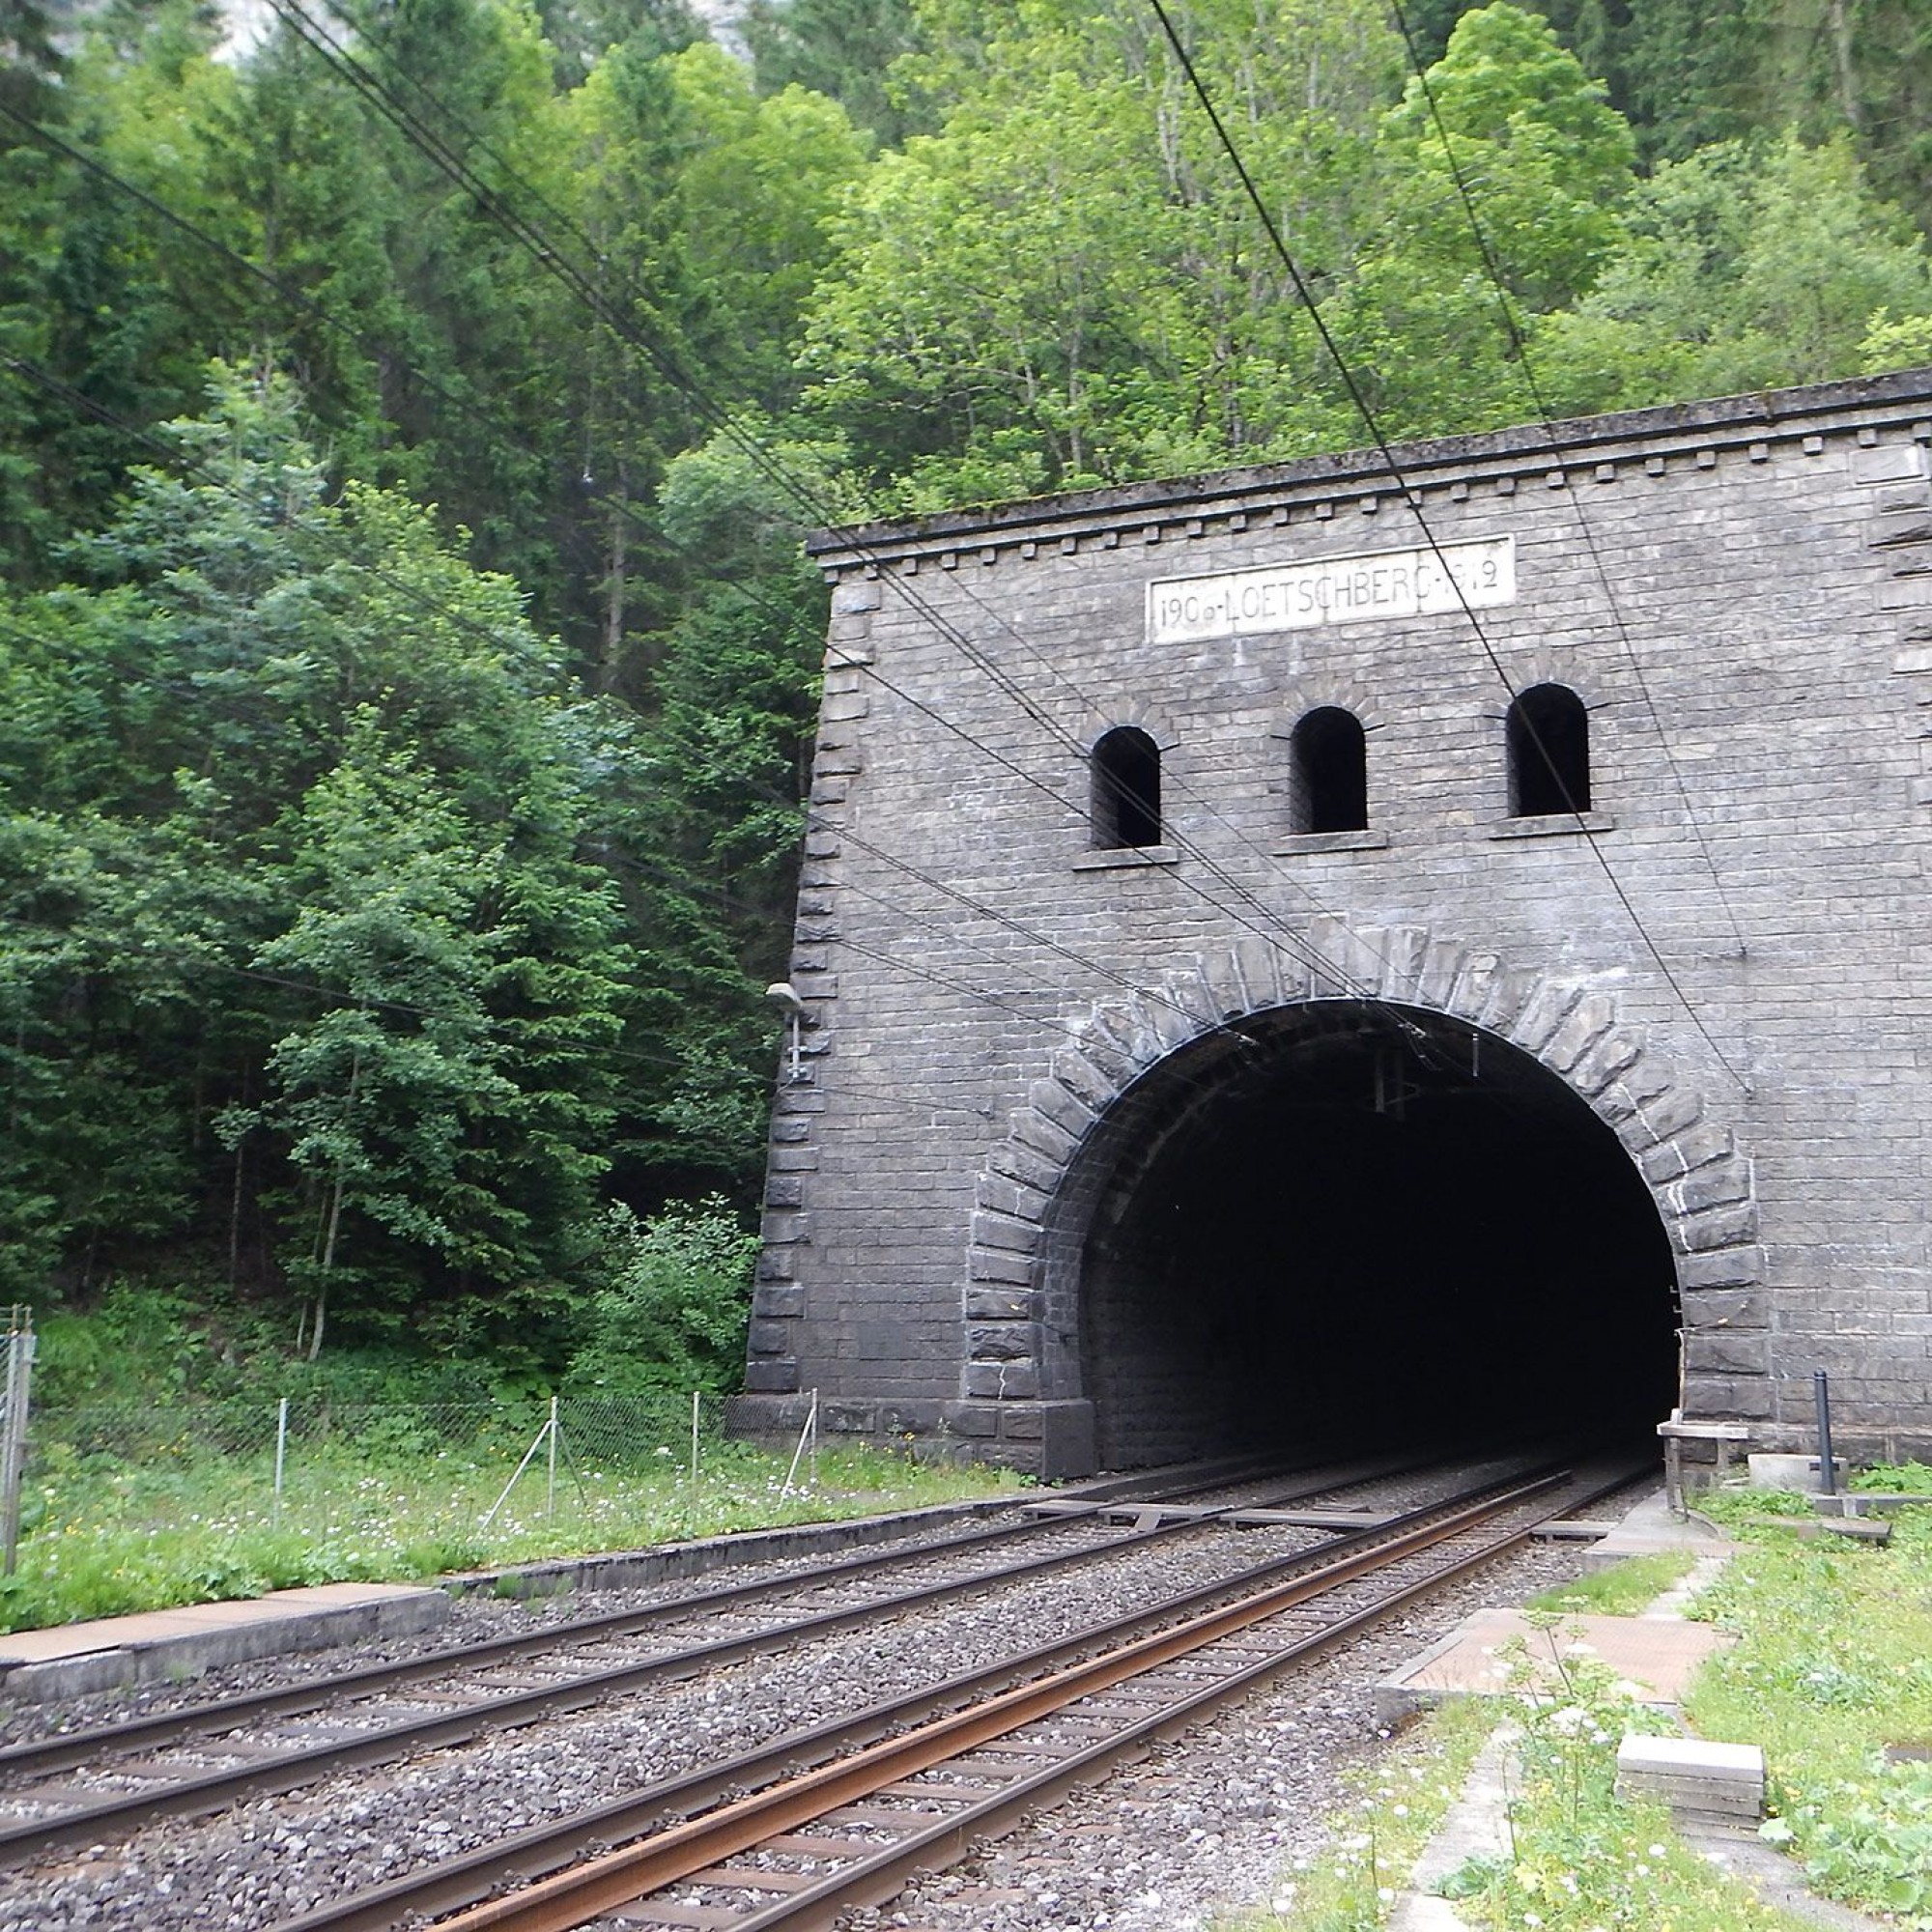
[249, 0, 1445, 1026]
[0, 355, 1269, 1100]
[1144, 0, 1750, 1096]
[0, 29, 1498, 1110]
[14, 20, 1649, 1106]
[1379, 0, 1750, 970]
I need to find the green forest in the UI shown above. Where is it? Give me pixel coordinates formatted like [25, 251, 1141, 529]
[3, 0, 1929, 1394]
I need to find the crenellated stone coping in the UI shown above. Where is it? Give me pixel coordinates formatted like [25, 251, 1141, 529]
[962, 923, 1762, 1412]
[810, 373, 1932, 579]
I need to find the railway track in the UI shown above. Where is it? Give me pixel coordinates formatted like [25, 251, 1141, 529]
[268, 1450, 1644, 1932]
[0, 1448, 1453, 1862]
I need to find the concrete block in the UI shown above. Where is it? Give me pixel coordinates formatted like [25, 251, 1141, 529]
[1747, 1452, 1846, 1493]
[1615, 1733, 1765, 1819]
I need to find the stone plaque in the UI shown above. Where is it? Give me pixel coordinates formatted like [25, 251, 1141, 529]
[1146, 535, 1515, 643]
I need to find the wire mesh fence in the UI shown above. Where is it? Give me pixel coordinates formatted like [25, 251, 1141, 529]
[22, 1387, 740, 1555]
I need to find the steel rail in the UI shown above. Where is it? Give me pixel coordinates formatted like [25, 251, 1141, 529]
[0, 1447, 1308, 1786]
[268, 1453, 1637, 1932]
[720, 1462, 1647, 1932]
[0, 1451, 1421, 1859]
[431, 1464, 1615, 1930]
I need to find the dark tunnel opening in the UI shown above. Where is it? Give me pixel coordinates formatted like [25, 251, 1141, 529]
[1070, 1002, 1680, 1469]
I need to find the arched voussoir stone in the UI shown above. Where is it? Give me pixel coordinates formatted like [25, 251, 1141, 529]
[960, 923, 1764, 1392]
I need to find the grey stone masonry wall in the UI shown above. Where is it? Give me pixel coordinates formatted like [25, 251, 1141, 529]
[732, 370, 1932, 1478]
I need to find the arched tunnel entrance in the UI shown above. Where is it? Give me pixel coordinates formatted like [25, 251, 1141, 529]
[1065, 1001, 1680, 1469]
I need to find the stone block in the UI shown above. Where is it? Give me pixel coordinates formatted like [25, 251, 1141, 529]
[744, 1359, 801, 1394]
[974, 1172, 1047, 1223]
[1685, 1330, 1770, 1377]
[964, 1287, 1038, 1321]
[1680, 1286, 1766, 1329]
[1675, 1157, 1751, 1215]
[1678, 1246, 1764, 1291]
[1685, 1374, 1775, 1419]
[967, 1246, 1037, 1287]
[822, 1399, 880, 1434]
[878, 1402, 945, 1436]
[1680, 1200, 1759, 1253]
[966, 1321, 1037, 1361]
[971, 1210, 1039, 1256]
[965, 1360, 1039, 1399]
[1853, 440, 1930, 485]
[1615, 1736, 1764, 1820]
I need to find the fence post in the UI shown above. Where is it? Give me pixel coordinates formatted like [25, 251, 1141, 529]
[781, 1390, 819, 1501]
[271, 1397, 290, 1529]
[1, 1307, 36, 1578]
[689, 1389, 700, 1516]
[546, 1394, 559, 1521]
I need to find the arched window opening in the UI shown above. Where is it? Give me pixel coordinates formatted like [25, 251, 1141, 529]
[1507, 684, 1591, 817]
[1093, 726, 1161, 849]
[1289, 707, 1368, 835]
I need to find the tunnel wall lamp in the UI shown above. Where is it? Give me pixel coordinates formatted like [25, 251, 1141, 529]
[765, 980, 810, 1083]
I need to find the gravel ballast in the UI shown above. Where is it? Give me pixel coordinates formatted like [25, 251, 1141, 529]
[0, 1476, 1599, 1931]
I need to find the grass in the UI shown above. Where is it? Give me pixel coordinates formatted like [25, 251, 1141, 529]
[1523, 1548, 1694, 1618]
[1221, 1472, 1932, 1931]
[0, 1435, 1027, 1634]
[1685, 1492, 1932, 1926]
[1211, 1696, 1496, 1929]
[1218, 1649, 1818, 1932]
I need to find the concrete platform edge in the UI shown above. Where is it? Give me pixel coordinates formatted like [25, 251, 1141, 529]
[0, 1491, 1031, 1709]
[0, 1589, 452, 1706]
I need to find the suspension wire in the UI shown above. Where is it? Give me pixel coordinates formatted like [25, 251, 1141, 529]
[1144, 0, 1749, 1095]
[239, 5, 1746, 1233]
[287, 0, 1465, 1019]
[93, 0, 1662, 1078]
[251, 0, 1453, 1024]
[1381, 0, 1749, 969]
[13, 33, 1583, 1096]
[7, 50, 1548, 1168]
[0, 905, 1008, 1123]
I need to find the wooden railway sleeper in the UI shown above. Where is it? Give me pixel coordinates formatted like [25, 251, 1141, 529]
[423, 1465, 1617, 1931]
[263, 1455, 1641, 1932]
[0, 1445, 1429, 1792]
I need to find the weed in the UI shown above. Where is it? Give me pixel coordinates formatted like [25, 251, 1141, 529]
[1853, 1460, 1932, 1495]
[3, 1431, 1023, 1633]
[1524, 1549, 1692, 1618]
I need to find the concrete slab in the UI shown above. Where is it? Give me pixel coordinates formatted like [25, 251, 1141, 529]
[1386, 1726, 1888, 1932]
[1580, 1485, 1738, 1569]
[1678, 1818, 1898, 1930]
[1617, 1734, 1765, 1819]
[1373, 1482, 1889, 1932]
[0, 1582, 452, 1705]
[0, 1492, 1031, 1706]
[1389, 1728, 1517, 1932]
[1380, 1607, 1734, 1716]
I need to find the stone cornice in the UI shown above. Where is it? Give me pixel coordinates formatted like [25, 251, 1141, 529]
[808, 366, 1932, 575]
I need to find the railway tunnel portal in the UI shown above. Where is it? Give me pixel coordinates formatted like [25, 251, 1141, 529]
[1043, 997, 1680, 1472]
[733, 371, 1932, 1478]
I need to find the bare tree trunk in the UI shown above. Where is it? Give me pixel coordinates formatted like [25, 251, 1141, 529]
[229, 1135, 246, 1291]
[602, 464, 627, 695]
[309, 1047, 360, 1364]
[1827, 0, 1863, 130]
